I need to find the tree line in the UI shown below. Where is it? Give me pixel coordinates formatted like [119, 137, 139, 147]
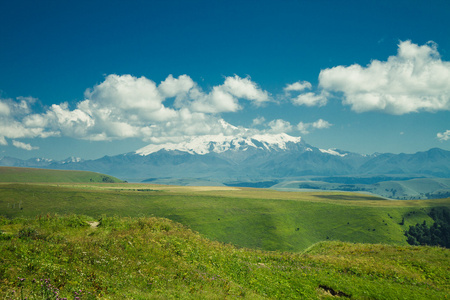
[404, 207, 450, 248]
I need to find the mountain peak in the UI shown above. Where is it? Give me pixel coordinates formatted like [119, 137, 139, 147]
[136, 133, 302, 156]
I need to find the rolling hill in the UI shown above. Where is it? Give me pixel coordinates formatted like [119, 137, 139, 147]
[1, 215, 448, 299]
[272, 177, 450, 200]
[1, 168, 449, 298]
[1, 179, 449, 252]
[0, 166, 123, 183]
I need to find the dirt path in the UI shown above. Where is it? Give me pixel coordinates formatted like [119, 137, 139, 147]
[88, 221, 99, 228]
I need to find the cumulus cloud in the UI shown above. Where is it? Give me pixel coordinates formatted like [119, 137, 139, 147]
[291, 91, 328, 107]
[437, 130, 450, 141]
[0, 101, 10, 115]
[221, 75, 270, 105]
[158, 74, 195, 98]
[12, 140, 38, 150]
[79, 74, 235, 140]
[284, 81, 312, 92]
[0, 96, 58, 146]
[268, 119, 293, 133]
[297, 119, 332, 134]
[188, 75, 270, 113]
[252, 116, 265, 126]
[284, 80, 328, 107]
[1, 74, 271, 145]
[84, 74, 177, 122]
[0, 97, 36, 117]
[311, 119, 332, 129]
[319, 40, 450, 114]
[190, 86, 241, 113]
[296, 122, 310, 134]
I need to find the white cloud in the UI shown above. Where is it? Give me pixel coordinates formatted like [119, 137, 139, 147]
[221, 75, 270, 105]
[284, 81, 312, 92]
[0, 74, 323, 146]
[40, 74, 253, 142]
[297, 119, 332, 134]
[311, 119, 332, 129]
[252, 116, 265, 126]
[268, 119, 293, 133]
[158, 74, 195, 98]
[284, 81, 327, 107]
[296, 122, 310, 134]
[319, 40, 450, 114]
[437, 130, 450, 141]
[0, 101, 10, 115]
[291, 92, 328, 107]
[85, 74, 176, 122]
[0, 104, 58, 140]
[12, 140, 39, 151]
[188, 75, 270, 113]
[190, 86, 241, 113]
[0, 75, 271, 145]
[0, 96, 37, 117]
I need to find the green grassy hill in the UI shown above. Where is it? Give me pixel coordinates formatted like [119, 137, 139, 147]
[1, 182, 449, 252]
[0, 215, 448, 299]
[273, 178, 450, 200]
[0, 167, 124, 183]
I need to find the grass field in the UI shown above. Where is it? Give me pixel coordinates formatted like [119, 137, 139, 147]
[1, 215, 449, 299]
[0, 167, 123, 183]
[1, 181, 449, 252]
[1, 168, 449, 298]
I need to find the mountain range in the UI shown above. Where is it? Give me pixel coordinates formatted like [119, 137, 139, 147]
[1, 133, 450, 199]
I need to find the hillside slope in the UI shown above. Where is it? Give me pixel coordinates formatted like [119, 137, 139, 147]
[2, 183, 449, 252]
[1, 215, 448, 299]
[0, 167, 124, 183]
[272, 177, 450, 200]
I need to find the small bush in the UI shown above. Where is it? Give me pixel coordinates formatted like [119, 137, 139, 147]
[17, 227, 38, 240]
[63, 214, 90, 228]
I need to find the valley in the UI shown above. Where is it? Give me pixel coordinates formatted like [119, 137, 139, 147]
[0, 167, 449, 299]
[1, 170, 449, 252]
[2, 134, 449, 200]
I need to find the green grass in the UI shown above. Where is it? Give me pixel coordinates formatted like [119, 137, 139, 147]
[0, 168, 449, 298]
[0, 167, 124, 183]
[1, 182, 449, 252]
[0, 214, 448, 299]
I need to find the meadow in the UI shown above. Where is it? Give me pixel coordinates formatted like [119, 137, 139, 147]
[1, 215, 449, 299]
[1, 182, 448, 252]
[0, 167, 123, 184]
[0, 167, 449, 298]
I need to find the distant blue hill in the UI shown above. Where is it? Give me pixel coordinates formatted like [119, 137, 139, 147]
[1, 134, 449, 199]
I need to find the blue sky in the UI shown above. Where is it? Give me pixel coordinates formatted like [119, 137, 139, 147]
[1, 0, 449, 160]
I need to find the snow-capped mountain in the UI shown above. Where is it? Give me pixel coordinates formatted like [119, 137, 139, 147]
[136, 133, 303, 155]
[1, 134, 450, 183]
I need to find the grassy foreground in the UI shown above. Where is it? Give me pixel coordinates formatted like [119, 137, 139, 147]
[1, 214, 449, 299]
[1, 182, 449, 252]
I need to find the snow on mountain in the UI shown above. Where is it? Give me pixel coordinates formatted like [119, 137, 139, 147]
[319, 148, 348, 157]
[136, 133, 302, 156]
[59, 157, 83, 164]
[33, 158, 54, 163]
